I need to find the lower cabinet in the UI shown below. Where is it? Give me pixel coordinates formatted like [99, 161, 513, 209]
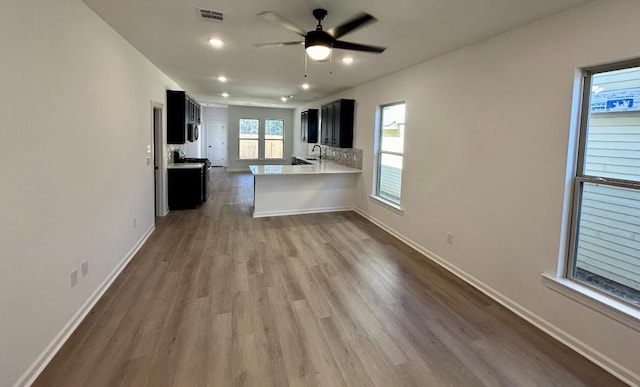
[168, 167, 204, 210]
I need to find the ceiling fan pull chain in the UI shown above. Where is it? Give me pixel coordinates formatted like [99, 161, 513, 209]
[329, 49, 333, 75]
[304, 52, 308, 77]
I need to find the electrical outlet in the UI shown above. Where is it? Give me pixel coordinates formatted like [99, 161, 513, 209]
[447, 232, 454, 245]
[81, 260, 88, 277]
[133, 218, 137, 228]
[70, 270, 78, 287]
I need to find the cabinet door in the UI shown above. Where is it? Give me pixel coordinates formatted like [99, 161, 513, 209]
[338, 99, 354, 148]
[321, 105, 330, 145]
[331, 101, 341, 147]
[184, 99, 190, 124]
[167, 90, 187, 144]
[301, 111, 308, 141]
[168, 168, 203, 209]
[307, 109, 318, 143]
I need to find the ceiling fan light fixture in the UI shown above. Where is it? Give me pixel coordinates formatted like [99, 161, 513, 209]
[306, 44, 331, 61]
[305, 30, 332, 60]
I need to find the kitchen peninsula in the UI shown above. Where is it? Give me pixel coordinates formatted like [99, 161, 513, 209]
[249, 157, 361, 218]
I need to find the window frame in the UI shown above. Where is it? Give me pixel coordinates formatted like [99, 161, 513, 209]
[264, 118, 285, 160]
[565, 58, 640, 308]
[237, 118, 286, 161]
[238, 118, 260, 160]
[373, 101, 406, 209]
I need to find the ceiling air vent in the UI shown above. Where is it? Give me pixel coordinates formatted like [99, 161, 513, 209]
[198, 8, 224, 22]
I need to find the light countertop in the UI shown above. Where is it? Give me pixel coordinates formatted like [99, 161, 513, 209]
[168, 162, 205, 169]
[249, 160, 361, 176]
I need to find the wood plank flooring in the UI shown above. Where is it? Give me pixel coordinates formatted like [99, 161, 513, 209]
[33, 169, 625, 387]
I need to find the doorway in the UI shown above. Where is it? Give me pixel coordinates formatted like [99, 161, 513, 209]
[204, 120, 227, 167]
[152, 103, 165, 216]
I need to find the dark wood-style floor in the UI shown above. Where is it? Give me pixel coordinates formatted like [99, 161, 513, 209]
[34, 169, 625, 387]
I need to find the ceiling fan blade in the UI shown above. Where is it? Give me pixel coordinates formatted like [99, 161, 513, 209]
[257, 11, 307, 37]
[332, 40, 386, 53]
[327, 13, 377, 39]
[253, 41, 304, 48]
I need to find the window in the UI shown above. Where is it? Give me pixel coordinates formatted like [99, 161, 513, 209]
[568, 60, 640, 307]
[374, 102, 406, 206]
[265, 119, 284, 159]
[239, 118, 259, 159]
[238, 118, 285, 160]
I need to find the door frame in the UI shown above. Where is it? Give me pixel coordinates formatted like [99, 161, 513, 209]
[203, 119, 228, 167]
[151, 101, 167, 216]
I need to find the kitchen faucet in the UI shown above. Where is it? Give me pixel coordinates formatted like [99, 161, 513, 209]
[312, 144, 322, 160]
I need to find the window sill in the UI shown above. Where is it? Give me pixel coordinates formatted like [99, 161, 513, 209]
[369, 195, 404, 215]
[541, 273, 640, 332]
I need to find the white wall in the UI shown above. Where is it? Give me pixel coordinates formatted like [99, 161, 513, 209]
[293, 0, 640, 383]
[227, 106, 294, 171]
[0, 0, 181, 385]
[183, 135, 202, 158]
[202, 106, 229, 123]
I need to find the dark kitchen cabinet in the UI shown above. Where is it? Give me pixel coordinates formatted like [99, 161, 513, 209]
[167, 90, 200, 144]
[301, 109, 318, 143]
[320, 99, 354, 148]
[168, 166, 204, 210]
[320, 105, 331, 145]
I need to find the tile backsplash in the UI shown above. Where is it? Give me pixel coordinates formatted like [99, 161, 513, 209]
[167, 144, 183, 163]
[307, 144, 362, 169]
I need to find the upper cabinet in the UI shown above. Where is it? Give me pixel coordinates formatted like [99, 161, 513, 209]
[320, 99, 355, 148]
[301, 109, 319, 143]
[167, 90, 200, 144]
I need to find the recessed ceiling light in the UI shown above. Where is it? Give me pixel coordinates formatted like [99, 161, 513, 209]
[281, 96, 288, 102]
[221, 92, 229, 97]
[341, 57, 354, 64]
[208, 38, 224, 47]
[217, 75, 227, 82]
[301, 83, 310, 90]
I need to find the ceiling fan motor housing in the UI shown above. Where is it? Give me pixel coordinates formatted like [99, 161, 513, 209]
[305, 30, 333, 49]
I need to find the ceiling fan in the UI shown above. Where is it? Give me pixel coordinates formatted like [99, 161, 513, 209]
[254, 8, 386, 61]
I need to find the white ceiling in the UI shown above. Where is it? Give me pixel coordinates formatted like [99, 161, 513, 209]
[82, 0, 591, 108]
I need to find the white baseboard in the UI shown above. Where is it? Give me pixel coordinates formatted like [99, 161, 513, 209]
[14, 225, 156, 387]
[352, 208, 639, 386]
[253, 206, 355, 218]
